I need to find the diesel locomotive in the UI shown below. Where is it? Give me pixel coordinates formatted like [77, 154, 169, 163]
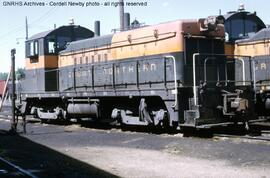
[19, 15, 258, 130]
[234, 30, 270, 116]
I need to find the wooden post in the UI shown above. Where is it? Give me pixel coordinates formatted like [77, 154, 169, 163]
[10, 49, 17, 133]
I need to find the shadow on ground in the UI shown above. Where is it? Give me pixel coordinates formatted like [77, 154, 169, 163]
[0, 130, 119, 178]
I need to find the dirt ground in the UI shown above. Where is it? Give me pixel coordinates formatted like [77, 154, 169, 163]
[67, 146, 269, 178]
[0, 118, 270, 178]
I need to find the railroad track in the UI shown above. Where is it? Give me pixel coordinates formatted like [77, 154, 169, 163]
[213, 133, 270, 142]
[0, 156, 38, 178]
[1, 111, 270, 142]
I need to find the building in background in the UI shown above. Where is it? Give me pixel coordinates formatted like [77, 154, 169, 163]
[0, 80, 6, 99]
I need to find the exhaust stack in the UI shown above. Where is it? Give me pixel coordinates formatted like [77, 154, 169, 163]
[124, 13, 130, 30]
[94, 20, 100, 36]
[119, 0, 124, 31]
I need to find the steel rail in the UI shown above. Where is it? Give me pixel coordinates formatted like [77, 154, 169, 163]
[213, 134, 270, 142]
[0, 156, 38, 178]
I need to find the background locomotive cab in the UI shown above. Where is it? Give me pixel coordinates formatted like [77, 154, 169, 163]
[24, 25, 94, 92]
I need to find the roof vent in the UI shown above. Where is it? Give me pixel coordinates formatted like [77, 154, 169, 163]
[94, 21, 100, 37]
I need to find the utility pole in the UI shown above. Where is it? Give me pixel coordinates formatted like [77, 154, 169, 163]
[10, 48, 17, 133]
[25, 16, 28, 40]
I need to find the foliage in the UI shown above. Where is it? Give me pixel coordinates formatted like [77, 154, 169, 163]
[0, 68, 25, 81]
[0, 72, 8, 81]
[16, 68, 25, 80]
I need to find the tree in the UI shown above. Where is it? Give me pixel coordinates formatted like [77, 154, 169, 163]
[0, 68, 25, 81]
[0, 72, 8, 80]
[16, 68, 25, 80]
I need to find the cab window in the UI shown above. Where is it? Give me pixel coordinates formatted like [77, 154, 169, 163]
[47, 37, 56, 54]
[46, 36, 70, 54]
[225, 16, 263, 42]
[48, 41, 56, 54]
[26, 40, 39, 57]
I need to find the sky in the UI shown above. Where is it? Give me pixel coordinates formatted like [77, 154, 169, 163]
[0, 0, 269, 72]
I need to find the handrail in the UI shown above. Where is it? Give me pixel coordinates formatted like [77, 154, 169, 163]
[193, 53, 199, 106]
[235, 58, 246, 85]
[252, 60, 257, 103]
[193, 53, 251, 106]
[165, 56, 177, 108]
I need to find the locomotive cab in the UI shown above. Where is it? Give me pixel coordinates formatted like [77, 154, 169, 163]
[23, 25, 94, 92]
